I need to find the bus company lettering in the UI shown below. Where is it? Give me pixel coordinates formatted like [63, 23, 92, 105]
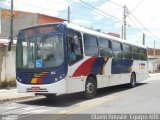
[37, 26, 56, 33]
[24, 26, 57, 36]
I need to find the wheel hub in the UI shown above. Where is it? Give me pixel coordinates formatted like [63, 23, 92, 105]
[87, 83, 94, 94]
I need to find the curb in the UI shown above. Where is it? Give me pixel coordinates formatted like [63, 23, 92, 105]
[149, 73, 160, 77]
[0, 95, 36, 104]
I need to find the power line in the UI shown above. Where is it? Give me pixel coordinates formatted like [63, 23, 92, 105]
[130, 0, 144, 13]
[68, 0, 92, 10]
[79, 0, 123, 22]
[107, 0, 123, 7]
[128, 16, 143, 34]
[69, 0, 123, 24]
[9, 1, 65, 12]
[7, 1, 66, 11]
[130, 12, 160, 41]
[128, 25, 142, 39]
[46, 0, 68, 5]
[128, 15, 159, 44]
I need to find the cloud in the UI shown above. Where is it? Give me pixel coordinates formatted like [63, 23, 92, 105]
[71, 19, 91, 25]
[2, 0, 69, 17]
[96, 0, 160, 46]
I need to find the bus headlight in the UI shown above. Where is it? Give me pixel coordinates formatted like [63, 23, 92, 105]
[17, 77, 22, 82]
[59, 75, 62, 79]
[55, 77, 58, 82]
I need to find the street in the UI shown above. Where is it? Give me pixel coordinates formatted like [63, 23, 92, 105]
[0, 75, 160, 120]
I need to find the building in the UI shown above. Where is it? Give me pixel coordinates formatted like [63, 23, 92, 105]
[0, 9, 66, 39]
[107, 32, 120, 38]
[147, 48, 160, 72]
[0, 9, 66, 88]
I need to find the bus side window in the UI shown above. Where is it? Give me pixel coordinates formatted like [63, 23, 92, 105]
[67, 29, 83, 65]
[112, 41, 123, 58]
[84, 34, 99, 56]
[98, 37, 112, 57]
[139, 48, 147, 60]
[131, 46, 139, 60]
[123, 43, 132, 59]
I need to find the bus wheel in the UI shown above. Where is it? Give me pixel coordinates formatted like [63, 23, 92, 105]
[129, 73, 136, 88]
[84, 77, 97, 99]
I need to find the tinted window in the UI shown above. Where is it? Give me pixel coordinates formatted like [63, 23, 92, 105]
[67, 29, 83, 65]
[84, 34, 97, 46]
[139, 48, 147, 60]
[131, 46, 139, 60]
[123, 44, 131, 52]
[131, 46, 139, 53]
[123, 44, 132, 59]
[98, 38, 109, 48]
[112, 41, 123, 58]
[98, 38, 112, 57]
[112, 41, 122, 51]
[139, 48, 145, 54]
[84, 34, 99, 56]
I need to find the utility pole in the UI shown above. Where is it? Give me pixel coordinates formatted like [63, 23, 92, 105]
[154, 40, 156, 56]
[143, 33, 145, 45]
[68, 6, 70, 23]
[123, 5, 127, 40]
[121, 25, 123, 39]
[8, 0, 14, 51]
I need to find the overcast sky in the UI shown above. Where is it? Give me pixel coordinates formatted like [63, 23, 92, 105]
[1, 0, 160, 48]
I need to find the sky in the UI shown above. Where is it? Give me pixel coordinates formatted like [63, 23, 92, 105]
[0, 0, 160, 48]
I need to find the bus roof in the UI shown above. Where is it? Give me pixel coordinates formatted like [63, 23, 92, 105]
[66, 23, 147, 49]
[19, 22, 147, 49]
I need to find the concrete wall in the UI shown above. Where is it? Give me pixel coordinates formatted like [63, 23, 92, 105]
[1, 9, 38, 38]
[0, 45, 16, 88]
[148, 59, 158, 73]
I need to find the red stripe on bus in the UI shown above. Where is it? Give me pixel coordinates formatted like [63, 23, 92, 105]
[36, 77, 43, 84]
[72, 57, 96, 77]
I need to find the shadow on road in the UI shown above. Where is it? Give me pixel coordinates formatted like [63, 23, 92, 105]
[18, 83, 147, 107]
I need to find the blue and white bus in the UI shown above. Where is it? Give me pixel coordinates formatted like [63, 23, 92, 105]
[16, 23, 149, 99]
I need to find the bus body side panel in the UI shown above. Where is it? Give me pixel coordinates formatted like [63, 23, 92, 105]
[101, 58, 112, 88]
[109, 58, 132, 86]
[132, 60, 148, 82]
[66, 57, 91, 93]
[66, 56, 111, 93]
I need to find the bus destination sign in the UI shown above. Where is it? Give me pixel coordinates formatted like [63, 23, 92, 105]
[23, 25, 58, 36]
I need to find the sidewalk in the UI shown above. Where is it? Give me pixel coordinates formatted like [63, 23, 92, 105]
[149, 72, 160, 77]
[0, 88, 35, 103]
[0, 73, 160, 103]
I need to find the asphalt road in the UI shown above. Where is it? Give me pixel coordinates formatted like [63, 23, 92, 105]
[0, 75, 160, 120]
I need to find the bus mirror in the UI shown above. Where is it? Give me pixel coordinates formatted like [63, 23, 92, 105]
[8, 41, 12, 51]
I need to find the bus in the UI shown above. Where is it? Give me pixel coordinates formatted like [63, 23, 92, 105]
[16, 23, 149, 99]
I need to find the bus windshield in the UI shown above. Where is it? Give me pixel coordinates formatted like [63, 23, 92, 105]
[16, 34, 64, 69]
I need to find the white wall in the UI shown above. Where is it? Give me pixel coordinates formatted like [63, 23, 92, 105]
[0, 46, 16, 87]
[148, 59, 157, 73]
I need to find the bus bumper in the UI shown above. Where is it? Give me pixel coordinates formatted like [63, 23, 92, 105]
[16, 79, 66, 94]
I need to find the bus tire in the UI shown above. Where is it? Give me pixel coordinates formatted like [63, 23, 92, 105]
[84, 77, 97, 99]
[129, 73, 136, 88]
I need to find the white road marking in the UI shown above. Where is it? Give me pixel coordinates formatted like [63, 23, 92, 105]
[2, 106, 46, 115]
